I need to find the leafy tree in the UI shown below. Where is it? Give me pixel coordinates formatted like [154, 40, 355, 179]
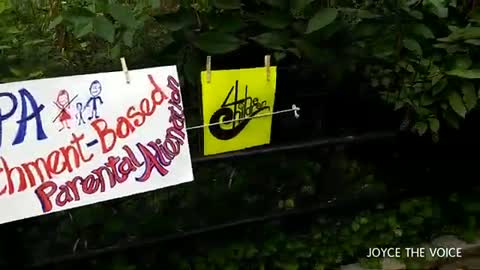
[1, 0, 480, 269]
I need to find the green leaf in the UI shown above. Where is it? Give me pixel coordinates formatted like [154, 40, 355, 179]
[437, 7, 449, 18]
[122, 29, 135, 47]
[281, 49, 298, 60]
[338, 8, 380, 19]
[305, 8, 338, 34]
[212, 0, 241, 9]
[421, 94, 434, 106]
[453, 55, 472, 69]
[149, 0, 161, 9]
[94, 0, 110, 13]
[448, 25, 460, 32]
[430, 4, 448, 18]
[155, 10, 195, 32]
[448, 91, 467, 118]
[462, 82, 477, 111]
[465, 39, 480, 46]
[251, 32, 289, 50]
[290, 0, 315, 14]
[394, 101, 404, 110]
[23, 39, 46, 46]
[48, 16, 64, 30]
[403, 38, 422, 55]
[275, 261, 299, 270]
[75, 21, 94, 38]
[428, 0, 445, 9]
[446, 69, 480, 79]
[428, 118, 440, 133]
[453, 27, 480, 40]
[443, 111, 460, 129]
[9, 67, 24, 77]
[432, 77, 448, 96]
[67, 15, 95, 35]
[194, 32, 244, 54]
[256, 10, 291, 29]
[93, 16, 115, 43]
[160, 18, 189, 32]
[409, 10, 424, 20]
[412, 23, 434, 39]
[3, 26, 20, 34]
[108, 3, 137, 28]
[0, 0, 11, 14]
[261, 0, 288, 9]
[110, 44, 121, 59]
[274, 52, 287, 61]
[28, 70, 44, 79]
[210, 15, 246, 33]
[63, 7, 96, 24]
[414, 122, 428, 136]
[285, 198, 295, 209]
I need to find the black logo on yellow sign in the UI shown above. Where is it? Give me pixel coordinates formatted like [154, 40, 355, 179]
[209, 80, 271, 140]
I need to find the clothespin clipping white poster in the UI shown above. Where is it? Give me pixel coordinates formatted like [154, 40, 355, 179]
[206, 56, 212, 83]
[265, 55, 271, 81]
[120, 57, 130, 84]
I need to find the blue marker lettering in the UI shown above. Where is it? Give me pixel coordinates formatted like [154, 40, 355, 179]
[0, 88, 48, 149]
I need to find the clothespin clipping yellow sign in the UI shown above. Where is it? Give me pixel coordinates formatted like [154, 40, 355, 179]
[201, 57, 277, 156]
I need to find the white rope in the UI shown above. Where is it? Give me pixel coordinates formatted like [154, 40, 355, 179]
[186, 104, 301, 131]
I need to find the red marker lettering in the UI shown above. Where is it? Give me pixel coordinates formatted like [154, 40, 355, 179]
[33, 74, 187, 213]
[0, 133, 93, 196]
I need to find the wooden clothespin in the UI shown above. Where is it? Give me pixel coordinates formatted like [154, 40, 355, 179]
[206, 56, 212, 83]
[292, 104, 300, 119]
[265, 55, 271, 81]
[120, 57, 130, 84]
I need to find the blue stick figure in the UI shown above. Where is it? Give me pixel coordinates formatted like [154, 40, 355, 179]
[75, 102, 86, 125]
[86, 80, 104, 120]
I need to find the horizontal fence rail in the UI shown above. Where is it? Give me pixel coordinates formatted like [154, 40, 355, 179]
[30, 184, 460, 269]
[26, 131, 399, 268]
[192, 131, 398, 163]
[29, 190, 392, 268]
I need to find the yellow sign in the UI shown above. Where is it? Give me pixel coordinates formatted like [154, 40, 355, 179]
[201, 67, 277, 156]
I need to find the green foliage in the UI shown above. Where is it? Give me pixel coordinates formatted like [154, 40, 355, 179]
[2, 0, 480, 269]
[2, 0, 480, 140]
[106, 193, 479, 270]
[306, 8, 338, 34]
[79, 0, 480, 138]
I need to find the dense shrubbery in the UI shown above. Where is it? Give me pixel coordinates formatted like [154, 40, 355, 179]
[1, 0, 480, 269]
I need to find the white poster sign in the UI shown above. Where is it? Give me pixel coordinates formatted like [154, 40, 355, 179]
[0, 65, 194, 224]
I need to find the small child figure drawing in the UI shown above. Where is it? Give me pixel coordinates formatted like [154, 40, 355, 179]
[75, 102, 86, 126]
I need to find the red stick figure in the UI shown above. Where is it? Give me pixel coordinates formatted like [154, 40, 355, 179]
[54, 89, 72, 131]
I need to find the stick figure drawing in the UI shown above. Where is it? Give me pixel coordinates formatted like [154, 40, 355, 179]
[86, 80, 104, 120]
[54, 89, 72, 131]
[75, 102, 86, 126]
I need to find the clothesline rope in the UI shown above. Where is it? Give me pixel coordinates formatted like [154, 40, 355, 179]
[186, 104, 301, 131]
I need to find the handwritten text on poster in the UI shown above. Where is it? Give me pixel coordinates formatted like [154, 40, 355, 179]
[0, 66, 193, 224]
